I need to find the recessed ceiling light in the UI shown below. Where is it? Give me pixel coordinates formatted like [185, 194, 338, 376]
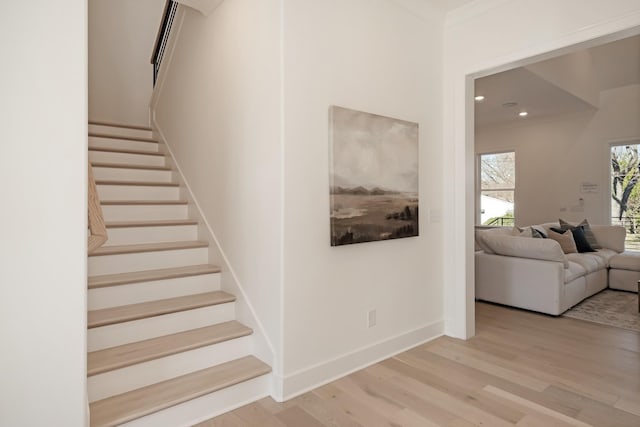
[519, 111, 528, 117]
[502, 102, 518, 108]
[474, 95, 485, 101]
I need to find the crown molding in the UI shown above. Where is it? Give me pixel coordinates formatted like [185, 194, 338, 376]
[445, 0, 512, 28]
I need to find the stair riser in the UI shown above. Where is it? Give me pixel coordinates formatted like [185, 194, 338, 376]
[88, 336, 253, 402]
[103, 225, 198, 246]
[88, 273, 221, 310]
[88, 247, 208, 276]
[89, 124, 153, 139]
[90, 151, 166, 167]
[117, 374, 271, 427]
[88, 303, 235, 352]
[89, 136, 159, 153]
[101, 205, 188, 221]
[93, 167, 173, 183]
[97, 185, 180, 202]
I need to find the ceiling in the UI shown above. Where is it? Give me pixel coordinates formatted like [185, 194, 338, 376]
[430, 0, 475, 11]
[475, 34, 640, 128]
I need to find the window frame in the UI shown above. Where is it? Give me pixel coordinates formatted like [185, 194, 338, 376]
[476, 149, 516, 226]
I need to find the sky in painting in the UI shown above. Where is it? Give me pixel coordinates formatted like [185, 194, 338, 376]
[330, 106, 418, 193]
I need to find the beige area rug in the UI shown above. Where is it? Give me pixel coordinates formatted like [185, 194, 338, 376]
[563, 290, 640, 332]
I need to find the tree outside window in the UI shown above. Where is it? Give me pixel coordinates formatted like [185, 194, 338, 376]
[611, 143, 640, 250]
[478, 151, 515, 226]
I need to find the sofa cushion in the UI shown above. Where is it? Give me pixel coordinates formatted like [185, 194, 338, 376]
[548, 228, 578, 254]
[590, 248, 618, 264]
[566, 253, 607, 273]
[475, 227, 514, 254]
[564, 261, 587, 283]
[590, 225, 626, 253]
[481, 234, 569, 267]
[609, 251, 640, 271]
[559, 218, 601, 249]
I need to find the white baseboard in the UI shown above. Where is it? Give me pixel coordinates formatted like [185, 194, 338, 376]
[274, 319, 444, 401]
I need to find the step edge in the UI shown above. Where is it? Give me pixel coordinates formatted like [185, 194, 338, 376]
[87, 292, 236, 328]
[91, 162, 172, 171]
[89, 147, 165, 157]
[89, 121, 152, 131]
[100, 200, 188, 206]
[104, 220, 198, 228]
[89, 357, 271, 427]
[95, 180, 179, 187]
[87, 322, 252, 376]
[89, 133, 159, 143]
[88, 265, 221, 288]
[89, 241, 208, 257]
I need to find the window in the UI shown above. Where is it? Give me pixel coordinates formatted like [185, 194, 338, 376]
[478, 151, 515, 226]
[610, 142, 640, 250]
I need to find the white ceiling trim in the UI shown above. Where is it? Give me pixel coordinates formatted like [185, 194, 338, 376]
[444, 0, 511, 28]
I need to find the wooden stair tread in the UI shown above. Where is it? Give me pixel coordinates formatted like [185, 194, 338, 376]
[89, 240, 208, 257]
[88, 291, 235, 328]
[89, 121, 152, 131]
[89, 356, 271, 427]
[91, 162, 172, 171]
[89, 147, 165, 157]
[89, 132, 158, 143]
[88, 264, 221, 289]
[95, 180, 179, 187]
[88, 321, 252, 376]
[105, 219, 198, 228]
[101, 199, 188, 205]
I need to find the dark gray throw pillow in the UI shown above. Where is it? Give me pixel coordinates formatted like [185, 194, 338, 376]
[531, 228, 545, 238]
[559, 218, 601, 249]
[552, 226, 595, 253]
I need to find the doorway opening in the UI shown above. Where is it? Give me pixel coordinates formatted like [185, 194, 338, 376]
[463, 26, 640, 337]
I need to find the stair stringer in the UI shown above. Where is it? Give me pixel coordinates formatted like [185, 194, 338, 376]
[150, 122, 276, 382]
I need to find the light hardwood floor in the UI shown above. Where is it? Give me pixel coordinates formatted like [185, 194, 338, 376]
[196, 302, 640, 427]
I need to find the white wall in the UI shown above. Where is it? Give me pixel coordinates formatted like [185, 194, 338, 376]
[281, 0, 445, 397]
[0, 1, 87, 426]
[476, 84, 640, 227]
[152, 0, 283, 370]
[152, 0, 446, 400]
[89, 0, 165, 126]
[444, 0, 640, 339]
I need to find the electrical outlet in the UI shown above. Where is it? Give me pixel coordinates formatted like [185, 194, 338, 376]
[367, 309, 377, 328]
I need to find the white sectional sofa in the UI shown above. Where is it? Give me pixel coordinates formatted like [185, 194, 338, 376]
[609, 251, 640, 292]
[475, 222, 634, 315]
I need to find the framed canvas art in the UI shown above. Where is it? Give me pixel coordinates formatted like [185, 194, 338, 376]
[329, 106, 419, 246]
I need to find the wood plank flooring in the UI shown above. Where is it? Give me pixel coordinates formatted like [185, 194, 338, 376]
[196, 302, 640, 427]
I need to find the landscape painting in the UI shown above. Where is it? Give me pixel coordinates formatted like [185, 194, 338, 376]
[329, 106, 419, 246]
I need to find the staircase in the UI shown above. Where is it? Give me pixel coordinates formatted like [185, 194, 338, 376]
[87, 122, 271, 427]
